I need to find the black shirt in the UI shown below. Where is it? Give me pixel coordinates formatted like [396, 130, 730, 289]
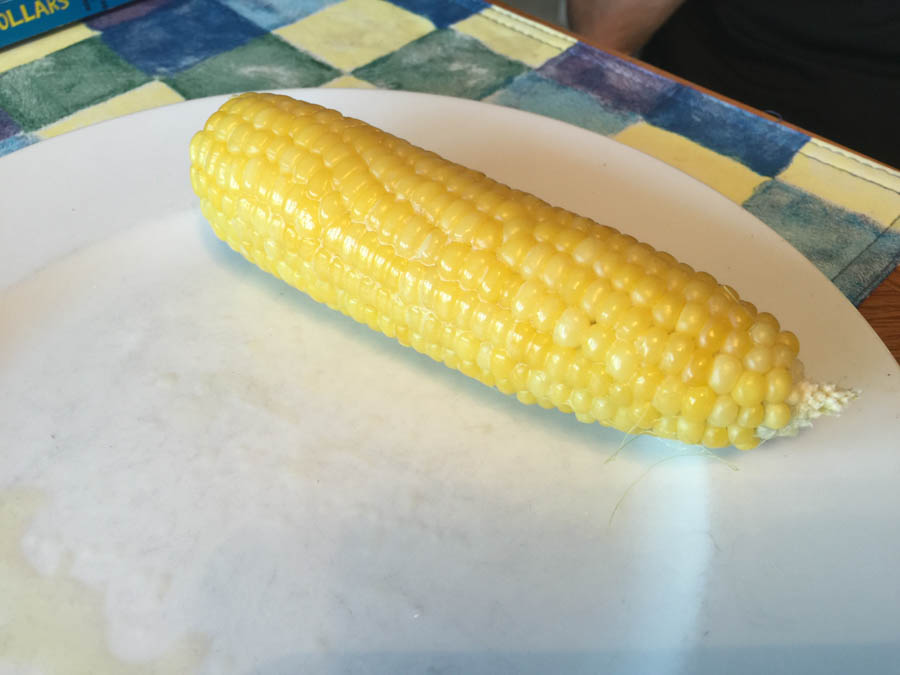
[641, 0, 900, 168]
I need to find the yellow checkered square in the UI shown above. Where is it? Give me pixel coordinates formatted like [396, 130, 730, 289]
[322, 74, 377, 89]
[779, 140, 900, 227]
[614, 122, 767, 204]
[0, 23, 97, 74]
[274, 0, 434, 71]
[38, 81, 184, 139]
[453, 6, 575, 68]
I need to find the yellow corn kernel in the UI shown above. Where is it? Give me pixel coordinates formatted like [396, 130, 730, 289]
[536, 397, 555, 410]
[681, 387, 716, 422]
[728, 303, 754, 330]
[454, 332, 481, 361]
[651, 293, 684, 330]
[593, 249, 619, 279]
[533, 293, 566, 334]
[571, 235, 603, 267]
[527, 369, 550, 399]
[560, 265, 594, 305]
[509, 362, 529, 392]
[588, 368, 611, 396]
[765, 368, 793, 403]
[490, 349, 515, 382]
[728, 425, 761, 451]
[635, 326, 668, 365]
[608, 232, 639, 253]
[549, 382, 573, 411]
[539, 252, 570, 287]
[708, 395, 739, 427]
[665, 265, 691, 293]
[697, 317, 730, 351]
[191, 93, 809, 451]
[772, 343, 795, 368]
[709, 354, 742, 394]
[516, 390, 536, 405]
[610, 407, 635, 432]
[632, 372, 663, 403]
[554, 307, 591, 348]
[707, 288, 734, 316]
[475, 341, 493, 374]
[505, 321, 535, 362]
[605, 340, 638, 382]
[732, 371, 766, 407]
[570, 388, 593, 414]
[630, 275, 665, 306]
[737, 404, 765, 428]
[582, 324, 615, 361]
[544, 348, 570, 382]
[763, 402, 791, 430]
[496, 378, 516, 395]
[608, 382, 633, 408]
[753, 311, 780, 334]
[591, 397, 616, 422]
[595, 289, 630, 325]
[684, 275, 715, 303]
[675, 302, 708, 335]
[652, 375, 685, 417]
[459, 249, 494, 292]
[623, 241, 653, 266]
[681, 350, 714, 385]
[524, 332, 552, 367]
[749, 319, 778, 347]
[630, 402, 659, 429]
[611, 262, 644, 292]
[511, 278, 542, 318]
[652, 416, 678, 439]
[660, 333, 693, 374]
[566, 355, 592, 390]
[743, 345, 774, 373]
[722, 329, 753, 357]
[616, 306, 652, 341]
[521, 241, 556, 278]
[702, 426, 730, 449]
[677, 418, 705, 445]
[776, 330, 800, 356]
[498, 233, 533, 267]
[579, 277, 612, 317]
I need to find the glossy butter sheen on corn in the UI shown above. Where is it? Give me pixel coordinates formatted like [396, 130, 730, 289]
[189, 92, 826, 450]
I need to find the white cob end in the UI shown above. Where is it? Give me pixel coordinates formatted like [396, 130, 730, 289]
[757, 381, 860, 440]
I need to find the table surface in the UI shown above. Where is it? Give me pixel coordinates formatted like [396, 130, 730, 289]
[0, 0, 897, 360]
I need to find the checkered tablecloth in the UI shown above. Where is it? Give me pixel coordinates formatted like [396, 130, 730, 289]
[1, 0, 898, 304]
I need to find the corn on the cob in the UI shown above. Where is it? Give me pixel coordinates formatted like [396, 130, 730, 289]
[189, 92, 855, 450]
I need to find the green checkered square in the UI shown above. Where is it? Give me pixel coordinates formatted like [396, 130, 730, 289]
[0, 37, 149, 131]
[353, 29, 528, 100]
[167, 34, 340, 98]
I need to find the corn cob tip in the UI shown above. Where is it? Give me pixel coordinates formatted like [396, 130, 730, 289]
[757, 381, 859, 441]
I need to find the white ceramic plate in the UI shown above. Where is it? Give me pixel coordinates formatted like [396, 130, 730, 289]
[2, 89, 898, 674]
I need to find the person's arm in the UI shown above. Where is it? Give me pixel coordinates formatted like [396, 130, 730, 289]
[567, 0, 687, 54]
